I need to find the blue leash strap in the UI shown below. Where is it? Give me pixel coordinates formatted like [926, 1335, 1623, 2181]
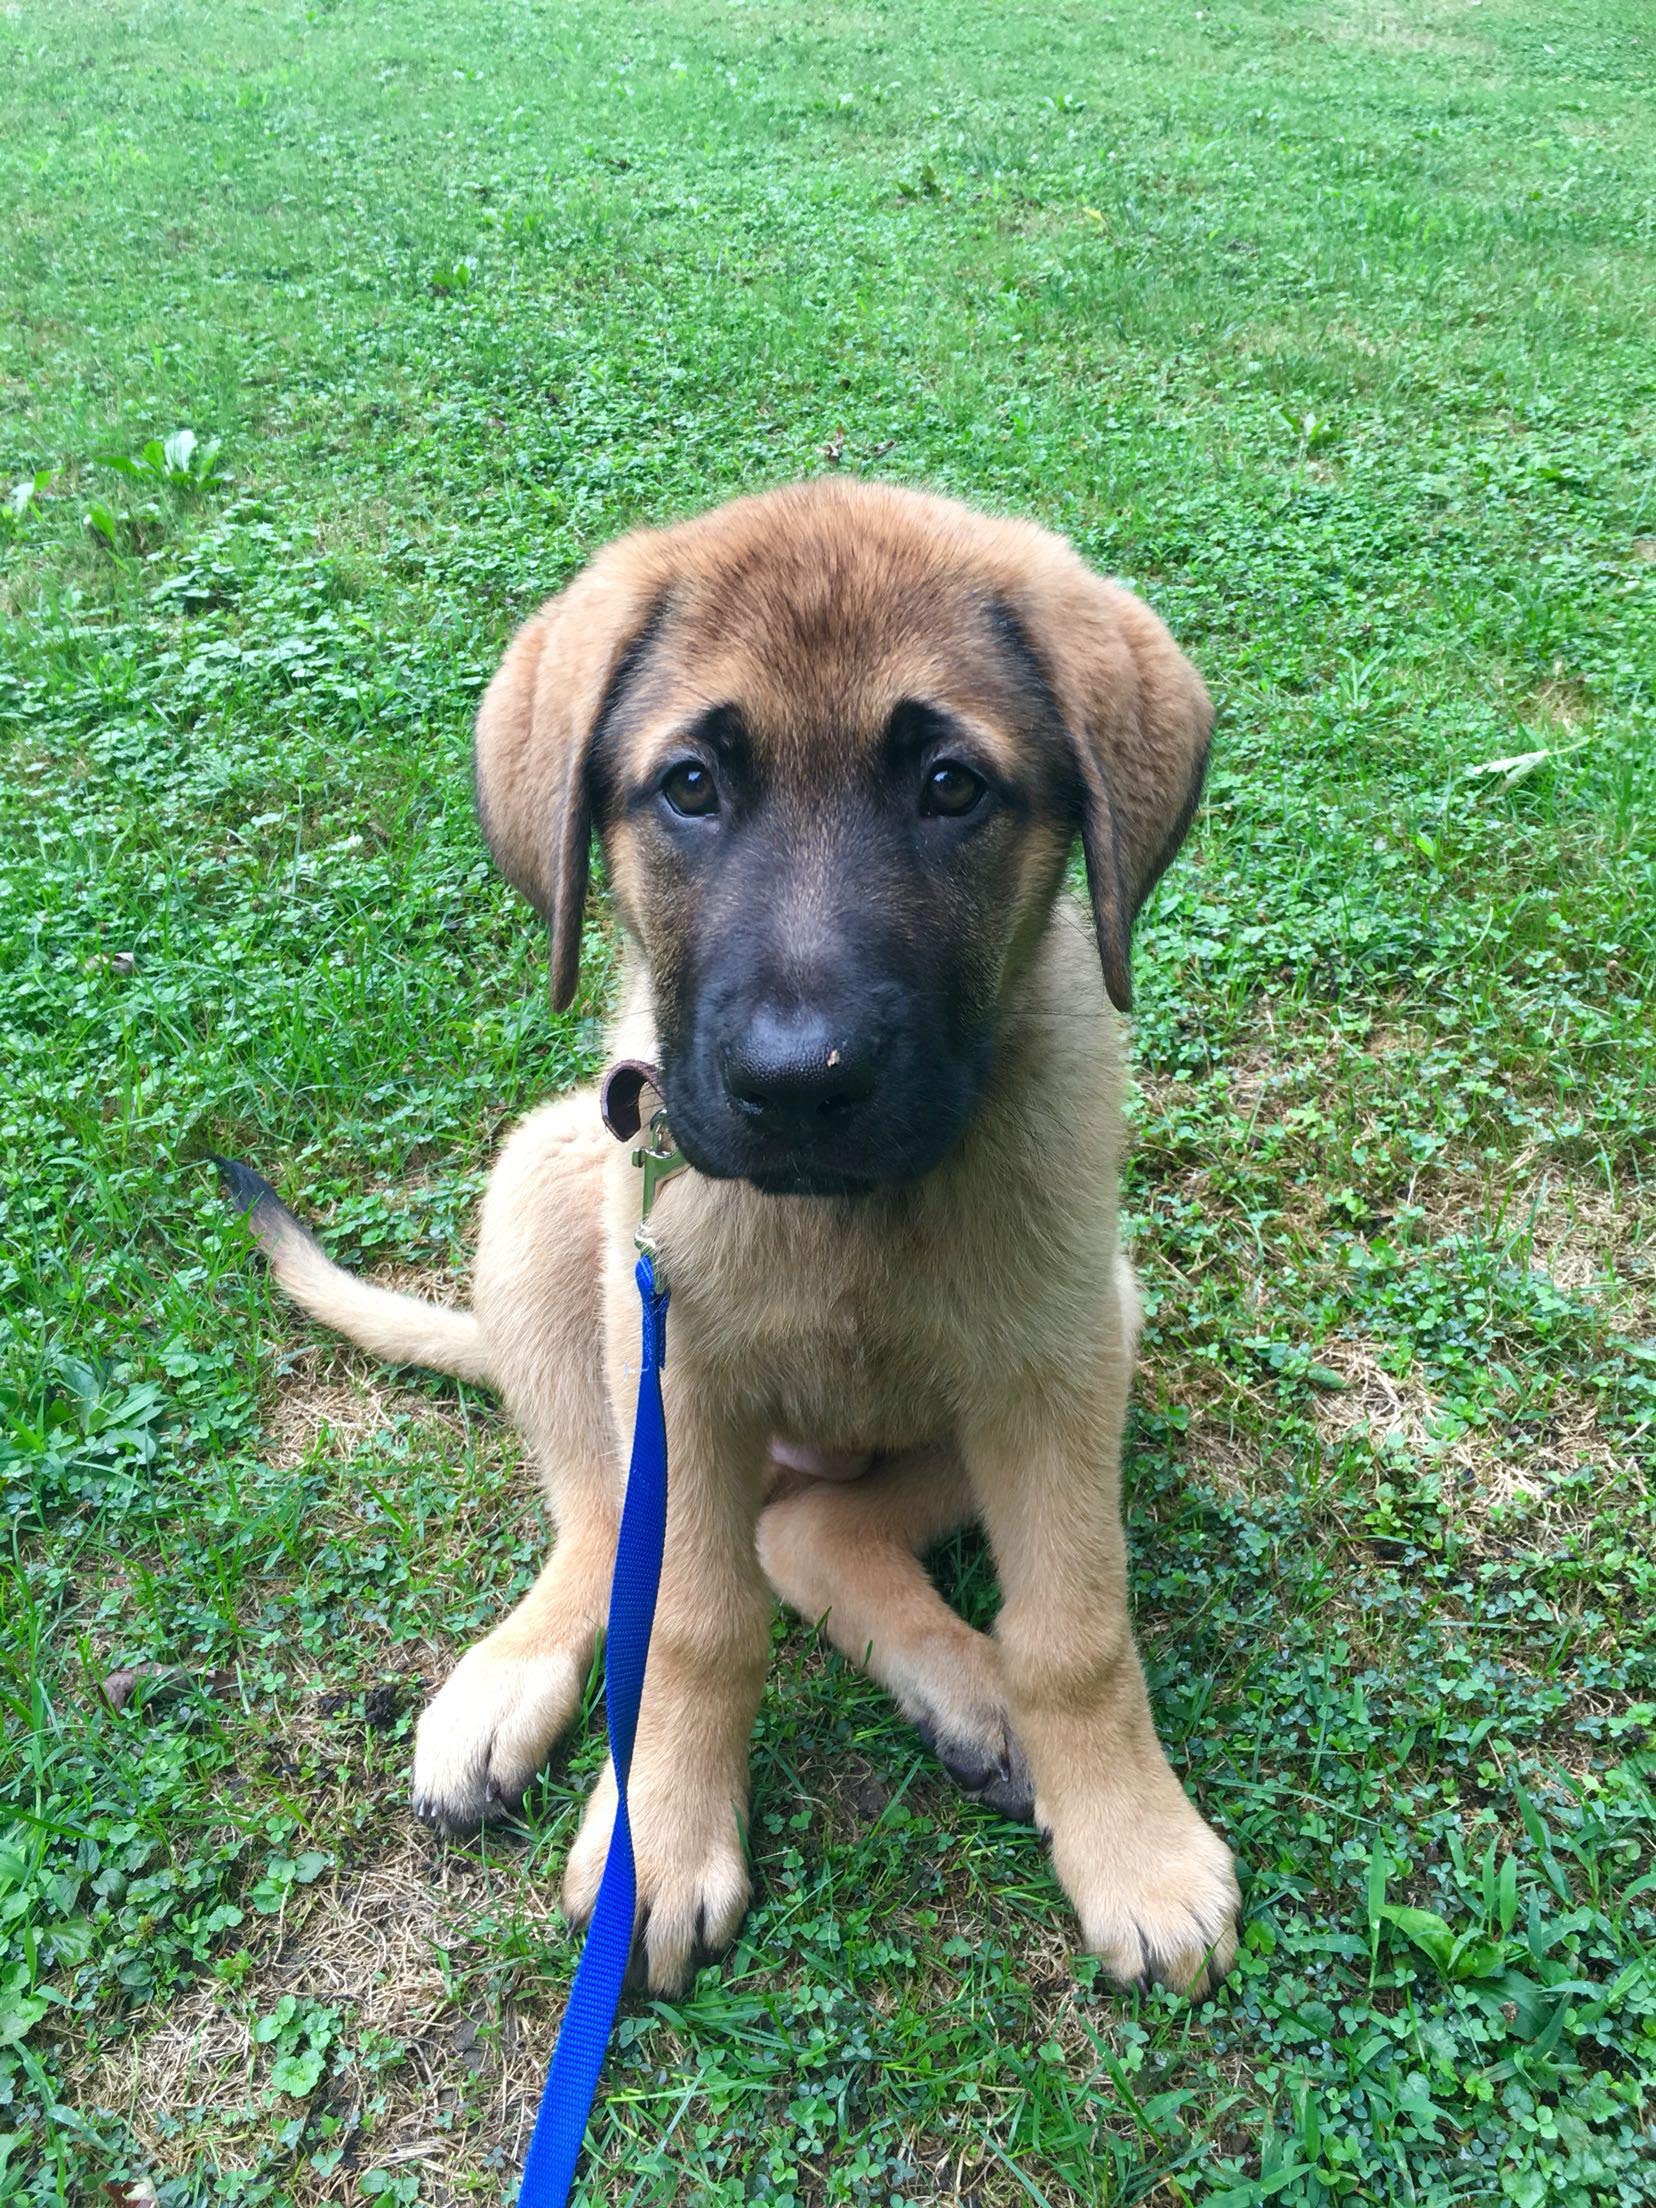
[516, 1252, 669, 2206]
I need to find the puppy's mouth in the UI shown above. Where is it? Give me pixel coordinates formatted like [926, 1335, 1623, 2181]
[742, 1163, 881, 1200]
[665, 1104, 892, 1196]
[662, 1080, 971, 1198]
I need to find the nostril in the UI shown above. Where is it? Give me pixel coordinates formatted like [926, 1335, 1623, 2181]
[731, 1077, 862, 1122]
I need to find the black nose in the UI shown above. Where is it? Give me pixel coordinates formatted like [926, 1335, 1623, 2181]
[722, 1005, 880, 1138]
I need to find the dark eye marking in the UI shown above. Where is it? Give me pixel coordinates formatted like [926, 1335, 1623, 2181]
[884, 697, 961, 763]
[885, 698, 1012, 824]
[685, 702, 751, 772]
[627, 703, 749, 821]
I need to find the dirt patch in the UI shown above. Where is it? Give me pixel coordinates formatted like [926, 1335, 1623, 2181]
[1527, 673, 1597, 729]
[74, 1818, 1117, 2208]
[1136, 1017, 1348, 1128]
[1182, 1416, 1270, 1500]
[371, 1261, 474, 1306]
[1406, 1158, 1649, 1325]
[1313, 1339, 1440, 1462]
[267, 1370, 427, 1472]
[1313, 1, 1487, 62]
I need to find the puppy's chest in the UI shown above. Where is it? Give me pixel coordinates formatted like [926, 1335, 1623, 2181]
[672, 1182, 1083, 1436]
[699, 1233, 930, 1365]
[704, 1271, 955, 1445]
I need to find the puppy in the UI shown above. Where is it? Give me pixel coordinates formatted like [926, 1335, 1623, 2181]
[224, 478, 1240, 1997]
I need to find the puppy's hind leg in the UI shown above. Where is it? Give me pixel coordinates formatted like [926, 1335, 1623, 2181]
[758, 1448, 1034, 1821]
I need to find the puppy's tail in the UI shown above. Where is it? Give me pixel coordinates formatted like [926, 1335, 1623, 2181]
[213, 1158, 493, 1386]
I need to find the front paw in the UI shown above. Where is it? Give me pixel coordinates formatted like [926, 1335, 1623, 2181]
[412, 1640, 586, 1835]
[1049, 1788, 1240, 1999]
[561, 1758, 750, 1996]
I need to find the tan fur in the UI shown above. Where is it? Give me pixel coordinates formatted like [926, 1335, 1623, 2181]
[251, 1205, 491, 1384]
[252, 481, 1238, 1999]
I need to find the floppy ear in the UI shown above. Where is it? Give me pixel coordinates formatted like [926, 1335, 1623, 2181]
[473, 552, 664, 1010]
[1020, 567, 1213, 1014]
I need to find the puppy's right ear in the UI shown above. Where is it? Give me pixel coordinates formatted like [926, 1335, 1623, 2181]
[473, 553, 665, 1010]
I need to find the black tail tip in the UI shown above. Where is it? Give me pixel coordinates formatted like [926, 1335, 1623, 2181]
[208, 1154, 284, 1220]
[208, 1155, 323, 1261]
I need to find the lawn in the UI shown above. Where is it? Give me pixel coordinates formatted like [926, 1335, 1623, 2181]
[2, 0, 1653, 2200]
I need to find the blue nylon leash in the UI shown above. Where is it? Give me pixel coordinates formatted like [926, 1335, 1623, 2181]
[515, 1251, 669, 2207]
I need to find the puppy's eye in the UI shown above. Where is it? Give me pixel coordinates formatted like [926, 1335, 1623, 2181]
[661, 761, 719, 818]
[921, 760, 987, 819]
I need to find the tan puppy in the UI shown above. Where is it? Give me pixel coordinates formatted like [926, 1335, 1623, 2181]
[223, 479, 1240, 1999]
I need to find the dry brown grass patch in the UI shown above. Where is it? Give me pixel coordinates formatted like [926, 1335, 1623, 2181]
[1313, 1339, 1440, 1463]
[1314, 0, 1488, 61]
[267, 1264, 479, 1473]
[1181, 1415, 1270, 1500]
[76, 1828, 573, 2204]
[1502, 1167, 1649, 1323]
[1314, 1335, 1646, 1552]
[1136, 1014, 1348, 1130]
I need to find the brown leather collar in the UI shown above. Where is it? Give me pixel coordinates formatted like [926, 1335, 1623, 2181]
[600, 1059, 666, 1143]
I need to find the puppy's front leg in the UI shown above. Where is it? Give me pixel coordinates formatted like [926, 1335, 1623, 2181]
[412, 1512, 614, 1834]
[964, 1269, 1240, 1996]
[561, 1375, 771, 1996]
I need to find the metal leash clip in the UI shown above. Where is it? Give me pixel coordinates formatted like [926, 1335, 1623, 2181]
[632, 1107, 688, 1261]
[600, 1058, 690, 1266]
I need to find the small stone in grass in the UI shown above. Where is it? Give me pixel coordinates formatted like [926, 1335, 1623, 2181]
[100, 1663, 234, 1714]
[846, 1773, 890, 1822]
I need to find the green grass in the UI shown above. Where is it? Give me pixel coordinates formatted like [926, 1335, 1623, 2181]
[2, 0, 1653, 2200]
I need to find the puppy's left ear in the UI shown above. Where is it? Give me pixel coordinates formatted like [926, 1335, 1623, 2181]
[1021, 566, 1214, 1013]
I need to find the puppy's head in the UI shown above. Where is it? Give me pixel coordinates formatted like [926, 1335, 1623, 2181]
[475, 481, 1211, 1195]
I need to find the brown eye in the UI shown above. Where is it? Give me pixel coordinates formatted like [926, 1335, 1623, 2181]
[662, 761, 719, 818]
[921, 760, 987, 818]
